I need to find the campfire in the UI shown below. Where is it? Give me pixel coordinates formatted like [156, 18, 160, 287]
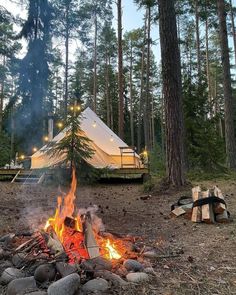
[43, 168, 124, 263]
[0, 169, 165, 294]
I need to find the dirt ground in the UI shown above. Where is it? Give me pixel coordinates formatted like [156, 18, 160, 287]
[1, 178, 236, 295]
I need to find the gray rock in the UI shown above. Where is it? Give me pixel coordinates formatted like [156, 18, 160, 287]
[0, 261, 13, 276]
[94, 270, 128, 286]
[7, 276, 37, 295]
[48, 273, 80, 295]
[56, 262, 77, 277]
[81, 257, 112, 271]
[12, 253, 28, 268]
[0, 267, 25, 285]
[144, 267, 155, 274]
[123, 259, 144, 272]
[24, 292, 47, 295]
[0, 247, 10, 260]
[82, 278, 109, 293]
[34, 264, 56, 283]
[126, 272, 149, 283]
[143, 250, 158, 258]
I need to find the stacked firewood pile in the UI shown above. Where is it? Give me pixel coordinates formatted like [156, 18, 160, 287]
[171, 186, 230, 224]
[0, 228, 170, 295]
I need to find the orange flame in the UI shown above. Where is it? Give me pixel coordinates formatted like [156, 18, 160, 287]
[44, 169, 82, 242]
[105, 239, 122, 260]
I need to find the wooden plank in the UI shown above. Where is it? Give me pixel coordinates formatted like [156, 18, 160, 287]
[11, 170, 21, 183]
[201, 190, 215, 223]
[191, 186, 202, 222]
[171, 207, 186, 217]
[213, 186, 226, 214]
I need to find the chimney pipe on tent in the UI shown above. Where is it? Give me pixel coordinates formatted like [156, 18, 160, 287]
[48, 115, 53, 142]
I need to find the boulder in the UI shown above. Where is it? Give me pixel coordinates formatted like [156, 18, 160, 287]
[48, 273, 80, 295]
[34, 264, 56, 283]
[126, 272, 149, 283]
[56, 262, 77, 277]
[12, 253, 28, 268]
[7, 276, 37, 295]
[82, 278, 109, 293]
[81, 257, 112, 271]
[123, 259, 144, 272]
[0, 267, 25, 285]
[94, 270, 128, 286]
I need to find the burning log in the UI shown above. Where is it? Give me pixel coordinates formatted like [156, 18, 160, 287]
[83, 213, 100, 259]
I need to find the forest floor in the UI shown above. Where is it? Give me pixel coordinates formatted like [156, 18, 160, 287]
[0, 177, 236, 295]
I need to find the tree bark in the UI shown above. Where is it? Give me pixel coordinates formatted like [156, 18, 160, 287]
[137, 9, 148, 153]
[229, 0, 236, 65]
[93, 12, 98, 113]
[158, 0, 186, 186]
[205, 2, 212, 116]
[144, 5, 151, 151]
[64, 2, 69, 119]
[129, 40, 134, 147]
[217, 0, 236, 168]
[195, 0, 201, 77]
[105, 53, 111, 127]
[117, 0, 124, 139]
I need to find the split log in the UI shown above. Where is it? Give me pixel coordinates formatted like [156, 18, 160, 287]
[201, 190, 215, 223]
[83, 213, 100, 259]
[171, 207, 186, 217]
[213, 186, 226, 214]
[191, 186, 202, 222]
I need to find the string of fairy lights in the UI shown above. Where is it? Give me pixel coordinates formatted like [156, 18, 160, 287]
[17, 105, 120, 161]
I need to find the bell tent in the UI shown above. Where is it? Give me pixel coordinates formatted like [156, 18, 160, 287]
[31, 107, 142, 170]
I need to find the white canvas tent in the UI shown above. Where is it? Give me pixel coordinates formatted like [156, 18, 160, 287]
[31, 107, 142, 170]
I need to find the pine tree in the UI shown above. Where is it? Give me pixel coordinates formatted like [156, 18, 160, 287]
[49, 105, 94, 173]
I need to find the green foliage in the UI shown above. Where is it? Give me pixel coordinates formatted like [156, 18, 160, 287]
[48, 108, 94, 174]
[149, 144, 165, 176]
[0, 132, 10, 167]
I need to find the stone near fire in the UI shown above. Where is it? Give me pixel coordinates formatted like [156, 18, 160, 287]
[0, 260, 13, 276]
[0, 267, 25, 285]
[94, 270, 128, 286]
[143, 250, 158, 259]
[48, 273, 80, 295]
[123, 259, 144, 272]
[56, 262, 77, 277]
[12, 253, 28, 268]
[34, 264, 56, 283]
[24, 292, 47, 295]
[81, 257, 112, 271]
[126, 272, 149, 283]
[7, 276, 37, 295]
[82, 278, 109, 293]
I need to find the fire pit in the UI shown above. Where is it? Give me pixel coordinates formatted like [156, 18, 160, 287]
[0, 169, 160, 294]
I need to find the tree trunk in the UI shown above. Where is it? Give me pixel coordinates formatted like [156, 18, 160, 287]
[195, 0, 201, 77]
[105, 53, 111, 127]
[129, 40, 134, 147]
[217, 0, 236, 168]
[64, 2, 69, 119]
[117, 0, 124, 139]
[205, 2, 212, 116]
[144, 5, 151, 151]
[229, 0, 236, 65]
[158, 0, 186, 186]
[93, 12, 98, 113]
[137, 9, 148, 153]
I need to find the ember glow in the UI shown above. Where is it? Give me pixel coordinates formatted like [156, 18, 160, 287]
[44, 168, 123, 262]
[105, 239, 122, 260]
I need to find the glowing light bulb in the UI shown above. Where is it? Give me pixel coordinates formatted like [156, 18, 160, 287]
[110, 136, 114, 142]
[70, 106, 74, 111]
[44, 136, 49, 142]
[76, 105, 81, 111]
[92, 121, 97, 128]
[20, 155, 25, 160]
[32, 147, 38, 153]
[57, 122, 63, 128]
